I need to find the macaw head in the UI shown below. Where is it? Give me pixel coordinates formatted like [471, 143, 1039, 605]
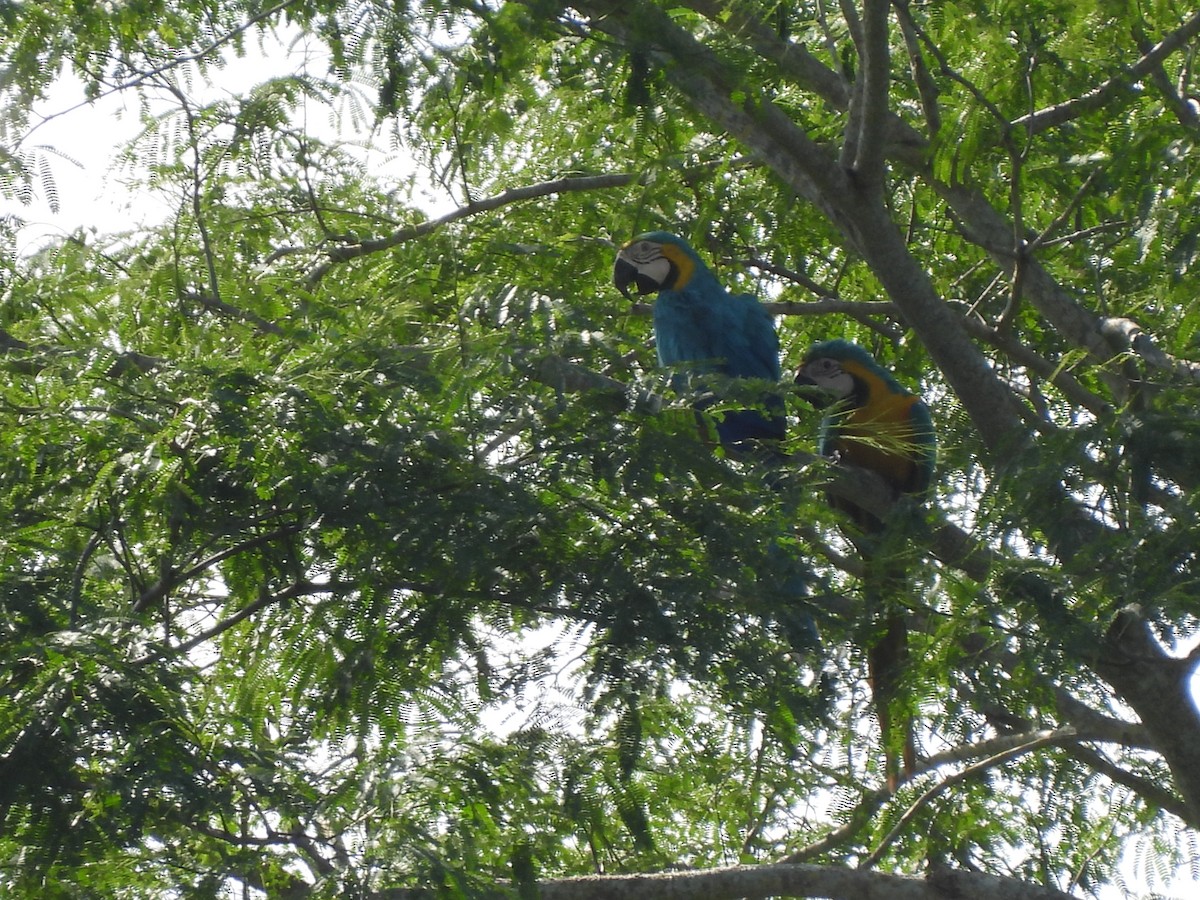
[613, 231, 703, 299]
[794, 339, 907, 407]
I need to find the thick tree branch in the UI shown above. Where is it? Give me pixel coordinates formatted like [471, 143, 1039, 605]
[681, 0, 1200, 395]
[1098, 316, 1200, 383]
[575, 0, 845, 206]
[370, 862, 1082, 900]
[1136, 30, 1200, 130]
[960, 317, 1114, 417]
[1064, 743, 1192, 823]
[1094, 605, 1200, 825]
[1012, 11, 1200, 136]
[845, 0, 892, 183]
[949, 659, 1193, 823]
[962, 646, 1155, 750]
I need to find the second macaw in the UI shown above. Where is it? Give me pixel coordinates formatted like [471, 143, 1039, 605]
[613, 232, 785, 458]
[795, 339, 935, 790]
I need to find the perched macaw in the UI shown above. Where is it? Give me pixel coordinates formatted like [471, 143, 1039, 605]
[794, 339, 935, 503]
[613, 232, 785, 457]
[795, 339, 935, 790]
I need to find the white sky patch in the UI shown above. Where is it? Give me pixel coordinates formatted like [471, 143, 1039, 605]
[2, 29, 456, 257]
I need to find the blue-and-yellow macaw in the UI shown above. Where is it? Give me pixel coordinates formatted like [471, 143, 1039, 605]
[795, 340, 935, 503]
[795, 339, 935, 790]
[613, 232, 785, 457]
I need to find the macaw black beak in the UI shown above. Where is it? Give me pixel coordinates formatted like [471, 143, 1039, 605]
[794, 371, 832, 408]
[613, 257, 660, 300]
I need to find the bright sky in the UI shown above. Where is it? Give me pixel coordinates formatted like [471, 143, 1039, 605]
[3, 31, 451, 257]
[4, 76, 144, 252]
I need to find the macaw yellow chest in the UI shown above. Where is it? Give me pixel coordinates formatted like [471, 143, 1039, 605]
[826, 390, 926, 492]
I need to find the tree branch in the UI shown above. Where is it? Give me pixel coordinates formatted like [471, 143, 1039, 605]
[304, 173, 641, 284]
[133, 523, 305, 612]
[1093, 605, 1200, 825]
[893, 0, 941, 137]
[139, 579, 353, 663]
[930, 178, 1132, 398]
[845, 0, 892, 184]
[1136, 30, 1200, 130]
[959, 317, 1114, 417]
[681, 0, 1196, 406]
[768, 298, 904, 341]
[370, 862, 1082, 900]
[685, 0, 851, 107]
[860, 728, 1083, 868]
[1012, 11, 1200, 136]
[1063, 743, 1192, 823]
[181, 289, 284, 335]
[1098, 316, 1200, 383]
[574, 0, 845, 208]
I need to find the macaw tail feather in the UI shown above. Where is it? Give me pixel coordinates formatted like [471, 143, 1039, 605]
[857, 528, 917, 793]
[869, 606, 915, 792]
[691, 406, 788, 464]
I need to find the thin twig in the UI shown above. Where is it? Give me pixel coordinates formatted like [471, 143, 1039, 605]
[1025, 167, 1107, 255]
[18, 0, 304, 148]
[305, 173, 642, 284]
[893, 0, 940, 136]
[166, 579, 346, 658]
[159, 80, 224, 309]
[859, 727, 1081, 869]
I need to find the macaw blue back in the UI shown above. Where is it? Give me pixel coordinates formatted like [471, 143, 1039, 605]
[653, 267, 785, 448]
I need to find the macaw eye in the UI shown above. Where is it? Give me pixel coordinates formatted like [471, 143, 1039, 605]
[810, 358, 840, 377]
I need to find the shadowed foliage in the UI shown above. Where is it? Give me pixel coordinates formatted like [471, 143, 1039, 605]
[2, 1, 1200, 897]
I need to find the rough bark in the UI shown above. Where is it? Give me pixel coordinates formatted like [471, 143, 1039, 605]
[369, 862, 1082, 900]
[1094, 606, 1200, 825]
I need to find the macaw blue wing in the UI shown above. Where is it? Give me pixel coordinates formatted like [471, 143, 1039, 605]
[722, 291, 783, 381]
[656, 288, 784, 448]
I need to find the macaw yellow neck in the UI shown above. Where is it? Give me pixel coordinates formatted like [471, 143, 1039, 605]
[846, 364, 920, 422]
[658, 242, 697, 291]
[829, 362, 926, 492]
